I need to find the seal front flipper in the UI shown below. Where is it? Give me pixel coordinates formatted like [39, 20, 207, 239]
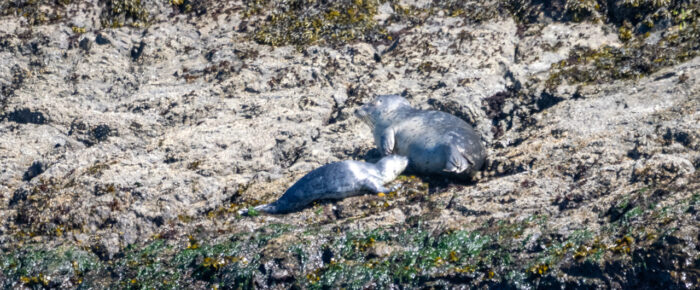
[444, 145, 473, 173]
[379, 127, 396, 155]
[363, 178, 390, 193]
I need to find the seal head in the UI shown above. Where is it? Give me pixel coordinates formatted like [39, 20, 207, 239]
[355, 95, 413, 130]
[248, 155, 408, 214]
[356, 94, 486, 179]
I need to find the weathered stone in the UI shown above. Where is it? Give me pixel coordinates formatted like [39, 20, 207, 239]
[0, 0, 698, 287]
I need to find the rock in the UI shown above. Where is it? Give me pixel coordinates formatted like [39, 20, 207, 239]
[367, 242, 395, 258]
[0, 1, 698, 288]
[270, 268, 291, 281]
[344, 208, 406, 232]
[130, 40, 145, 61]
[632, 154, 696, 185]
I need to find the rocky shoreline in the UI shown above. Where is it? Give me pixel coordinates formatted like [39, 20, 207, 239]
[1, 0, 698, 288]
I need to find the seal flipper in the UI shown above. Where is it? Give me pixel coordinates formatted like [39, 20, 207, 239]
[444, 145, 473, 174]
[254, 203, 279, 214]
[363, 178, 389, 193]
[236, 203, 280, 215]
[379, 128, 395, 155]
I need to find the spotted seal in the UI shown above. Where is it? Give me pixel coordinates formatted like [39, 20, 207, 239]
[247, 155, 408, 214]
[355, 94, 486, 179]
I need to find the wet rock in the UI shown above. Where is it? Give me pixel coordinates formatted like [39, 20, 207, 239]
[8, 188, 28, 206]
[91, 124, 111, 142]
[95, 33, 110, 45]
[22, 161, 44, 181]
[79, 37, 91, 52]
[68, 120, 116, 146]
[130, 40, 145, 61]
[4, 108, 47, 124]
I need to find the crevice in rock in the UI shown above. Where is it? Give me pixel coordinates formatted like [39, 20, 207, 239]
[4, 108, 47, 124]
[22, 161, 45, 181]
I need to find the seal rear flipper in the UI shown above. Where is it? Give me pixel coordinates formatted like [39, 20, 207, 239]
[254, 203, 279, 214]
[444, 145, 473, 174]
[237, 203, 279, 215]
[253, 199, 311, 214]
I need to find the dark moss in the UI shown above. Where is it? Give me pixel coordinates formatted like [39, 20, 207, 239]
[250, 0, 388, 47]
[100, 0, 149, 28]
[506, 0, 697, 31]
[91, 124, 112, 142]
[95, 33, 111, 45]
[169, 0, 210, 16]
[0, 0, 70, 25]
[546, 14, 699, 87]
[1, 66, 31, 114]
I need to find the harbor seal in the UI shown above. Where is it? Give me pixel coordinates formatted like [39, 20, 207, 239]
[355, 94, 486, 179]
[247, 155, 408, 214]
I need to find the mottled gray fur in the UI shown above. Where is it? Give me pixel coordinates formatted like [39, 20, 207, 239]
[355, 95, 486, 179]
[247, 155, 408, 214]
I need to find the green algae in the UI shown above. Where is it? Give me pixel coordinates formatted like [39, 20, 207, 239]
[298, 187, 697, 288]
[1, 246, 105, 288]
[2, 166, 695, 288]
[2, 188, 697, 289]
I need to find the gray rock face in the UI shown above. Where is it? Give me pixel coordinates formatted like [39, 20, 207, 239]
[0, 0, 698, 288]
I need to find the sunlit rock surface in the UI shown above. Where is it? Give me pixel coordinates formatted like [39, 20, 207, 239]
[0, 0, 698, 288]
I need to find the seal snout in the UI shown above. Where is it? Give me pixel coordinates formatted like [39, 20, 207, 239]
[377, 155, 409, 183]
[353, 108, 363, 118]
[354, 106, 372, 125]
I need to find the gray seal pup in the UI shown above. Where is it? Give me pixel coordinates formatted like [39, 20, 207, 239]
[245, 155, 408, 214]
[355, 94, 486, 179]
